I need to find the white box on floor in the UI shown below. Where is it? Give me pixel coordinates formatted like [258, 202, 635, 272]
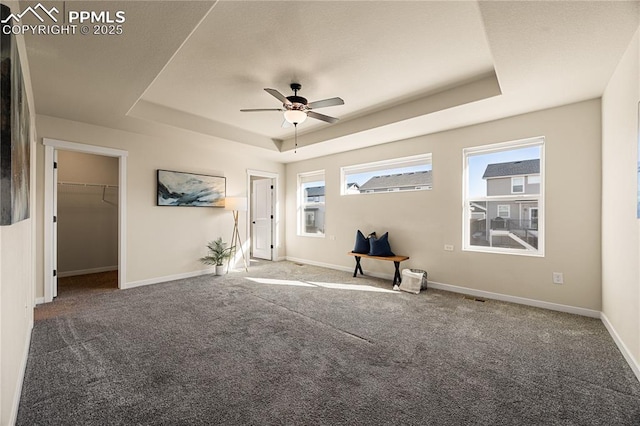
[400, 269, 426, 294]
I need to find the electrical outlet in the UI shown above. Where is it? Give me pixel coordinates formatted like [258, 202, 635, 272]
[552, 272, 564, 284]
[444, 244, 454, 251]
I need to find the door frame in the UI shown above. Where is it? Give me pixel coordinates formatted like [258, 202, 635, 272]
[43, 138, 128, 302]
[246, 169, 278, 261]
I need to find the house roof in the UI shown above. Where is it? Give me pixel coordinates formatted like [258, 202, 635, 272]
[359, 171, 432, 191]
[482, 159, 540, 179]
[305, 186, 325, 197]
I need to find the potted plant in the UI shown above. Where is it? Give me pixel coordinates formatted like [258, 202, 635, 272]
[200, 237, 233, 276]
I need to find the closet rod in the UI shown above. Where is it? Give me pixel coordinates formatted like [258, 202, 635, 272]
[58, 181, 118, 188]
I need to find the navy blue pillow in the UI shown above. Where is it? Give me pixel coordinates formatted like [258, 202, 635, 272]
[353, 230, 370, 254]
[369, 232, 395, 257]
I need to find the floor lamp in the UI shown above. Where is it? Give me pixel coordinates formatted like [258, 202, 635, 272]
[225, 196, 248, 273]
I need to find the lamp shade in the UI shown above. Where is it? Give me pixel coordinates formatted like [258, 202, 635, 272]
[283, 109, 307, 124]
[225, 196, 247, 211]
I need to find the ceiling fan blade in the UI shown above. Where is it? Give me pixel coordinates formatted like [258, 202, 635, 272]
[308, 97, 344, 109]
[307, 111, 339, 124]
[264, 88, 293, 106]
[240, 108, 284, 112]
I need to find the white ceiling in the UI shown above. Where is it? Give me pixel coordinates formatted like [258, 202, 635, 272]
[23, 1, 640, 163]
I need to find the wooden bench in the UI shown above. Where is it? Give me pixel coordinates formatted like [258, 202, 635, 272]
[347, 252, 410, 286]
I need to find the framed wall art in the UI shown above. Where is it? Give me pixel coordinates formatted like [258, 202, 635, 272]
[1, 4, 31, 225]
[157, 169, 225, 207]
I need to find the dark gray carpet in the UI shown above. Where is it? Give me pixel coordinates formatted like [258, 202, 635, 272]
[17, 261, 640, 425]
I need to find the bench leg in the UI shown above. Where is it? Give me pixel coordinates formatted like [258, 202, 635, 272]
[393, 261, 402, 285]
[353, 256, 364, 277]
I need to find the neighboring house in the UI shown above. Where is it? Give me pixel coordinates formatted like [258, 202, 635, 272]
[304, 186, 325, 234]
[358, 170, 432, 193]
[345, 182, 360, 194]
[305, 186, 325, 203]
[480, 159, 540, 250]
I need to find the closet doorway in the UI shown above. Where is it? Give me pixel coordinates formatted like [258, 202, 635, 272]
[56, 151, 119, 296]
[43, 138, 128, 303]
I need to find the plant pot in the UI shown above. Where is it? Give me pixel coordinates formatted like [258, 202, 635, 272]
[215, 264, 225, 276]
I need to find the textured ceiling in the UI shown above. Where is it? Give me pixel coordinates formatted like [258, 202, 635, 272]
[22, 1, 640, 162]
[139, 1, 494, 138]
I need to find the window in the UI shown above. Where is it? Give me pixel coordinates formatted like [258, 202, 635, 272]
[511, 177, 524, 193]
[340, 154, 432, 195]
[298, 170, 325, 237]
[497, 205, 510, 218]
[463, 137, 544, 256]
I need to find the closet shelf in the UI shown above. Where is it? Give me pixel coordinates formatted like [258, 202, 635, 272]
[58, 181, 118, 188]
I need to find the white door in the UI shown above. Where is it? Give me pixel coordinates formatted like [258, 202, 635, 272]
[252, 178, 273, 260]
[53, 150, 58, 298]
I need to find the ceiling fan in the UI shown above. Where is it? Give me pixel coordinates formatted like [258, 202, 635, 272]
[241, 83, 344, 127]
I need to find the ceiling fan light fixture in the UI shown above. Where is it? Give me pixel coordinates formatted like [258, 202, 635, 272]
[284, 109, 307, 124]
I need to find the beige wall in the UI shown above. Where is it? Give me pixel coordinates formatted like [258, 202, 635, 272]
[58, 150, 119, 184]
[286, 99, 602, 311]
[57, 151, 119, 275]
[35, 115, 286, 296]
[1, 1, 36, 423]
[0, 221, 34, 426]
[602, 27, 640, 372]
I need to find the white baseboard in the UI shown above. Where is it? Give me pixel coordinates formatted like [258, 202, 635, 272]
[58, 265, 118, 278]
[428, 281, 601, 318]
[9, 318, 33, 426]
[35, 296, 45, 305]
[600, 312, 640, 382]
[123, 268, 214, 289]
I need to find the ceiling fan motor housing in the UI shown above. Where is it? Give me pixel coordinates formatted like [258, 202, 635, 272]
[286, 95, 308, 109]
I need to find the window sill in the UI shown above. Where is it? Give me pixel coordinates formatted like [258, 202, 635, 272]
[462, 246, 544, 258]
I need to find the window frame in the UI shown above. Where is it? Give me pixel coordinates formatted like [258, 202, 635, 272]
[297, 170, 326, 238]
[462, 137, 545, 257]
[340, 153, 432, 196]
[511, 176, 525, 193]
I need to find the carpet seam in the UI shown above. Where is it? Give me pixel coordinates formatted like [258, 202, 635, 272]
[249, 293, 375, 345]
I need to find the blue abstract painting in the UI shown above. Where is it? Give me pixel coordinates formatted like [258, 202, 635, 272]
[157, 170, 225, 207]
[1, 4, 31, 226]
